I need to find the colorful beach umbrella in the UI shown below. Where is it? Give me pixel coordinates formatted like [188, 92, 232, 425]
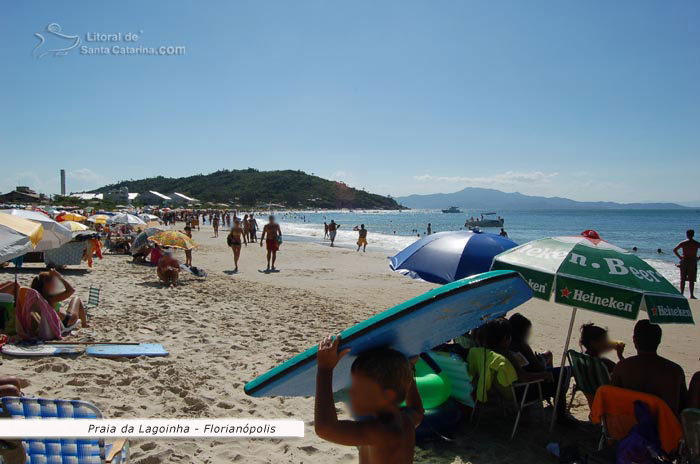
[61, 220, 89, 233]
[390, 230, 518, 284]
[87, 214, 110, 225]
[0, 209, 72, 252]
[491, 234, 693, 430]
[149, 230, 196, 250]
[0, 214, 44, 262]
[56, 212, 86, 222]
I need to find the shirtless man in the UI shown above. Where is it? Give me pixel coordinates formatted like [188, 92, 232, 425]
[673, 229, 700, 298]
[157, 250, 180, 287]
[260, 215, 282, 272]
[328, 220, 340, 247]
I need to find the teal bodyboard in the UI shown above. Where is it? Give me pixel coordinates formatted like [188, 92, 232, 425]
[245, 270, 532, 397]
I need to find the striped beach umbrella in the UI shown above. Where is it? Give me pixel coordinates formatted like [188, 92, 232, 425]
[0, 214, 44, 262]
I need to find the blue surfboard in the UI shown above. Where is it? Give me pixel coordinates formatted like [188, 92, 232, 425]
[86, 343, 168, 358]
[244, 270, 532, 397]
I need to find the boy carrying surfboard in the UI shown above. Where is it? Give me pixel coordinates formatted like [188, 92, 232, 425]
[315, 334, 424, 463]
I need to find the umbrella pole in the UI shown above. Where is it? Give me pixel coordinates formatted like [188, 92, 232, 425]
[549, 306, 577, 432]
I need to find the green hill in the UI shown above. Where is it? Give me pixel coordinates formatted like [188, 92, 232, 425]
[92, 169, 401, 209]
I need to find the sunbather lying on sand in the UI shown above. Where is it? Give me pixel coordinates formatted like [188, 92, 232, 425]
[31, 269, 88, 330]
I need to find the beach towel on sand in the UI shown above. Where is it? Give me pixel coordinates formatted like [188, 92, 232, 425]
[467, 347, 518, 402]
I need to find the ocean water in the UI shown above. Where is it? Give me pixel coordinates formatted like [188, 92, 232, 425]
[276, 209, 700, 290]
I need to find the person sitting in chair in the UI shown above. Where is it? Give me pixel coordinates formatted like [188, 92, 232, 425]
[611, 320, 687, 415]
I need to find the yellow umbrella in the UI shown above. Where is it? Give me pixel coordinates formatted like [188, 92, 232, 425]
[57, 212, 87, 222]
[87, 214, 109, 225]
[61, 220, 89, 232]
[149, 230, 196, 250]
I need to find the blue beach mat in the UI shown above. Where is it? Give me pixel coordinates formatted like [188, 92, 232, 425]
[245, 270, 532, 397]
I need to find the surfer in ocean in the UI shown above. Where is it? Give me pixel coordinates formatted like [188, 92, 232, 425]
[315, 334, 424, 463]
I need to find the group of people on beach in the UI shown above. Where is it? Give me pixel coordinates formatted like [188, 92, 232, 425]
[313, 314, 700, 463]
[225, 214, 283, 272]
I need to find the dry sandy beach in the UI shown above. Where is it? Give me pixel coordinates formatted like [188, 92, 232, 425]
[2, 224, 698, 464]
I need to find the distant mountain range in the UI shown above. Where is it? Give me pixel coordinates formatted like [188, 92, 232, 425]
[396, 187, 689, 210]
[91, 169, 401, 209]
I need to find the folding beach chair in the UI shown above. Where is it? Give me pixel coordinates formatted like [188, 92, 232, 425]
[468, 347, 545, 440]
[680, 409, 700, 464]
[85, 286, 100, 310]
[590, 385, 682, 455]
[567, 349, 610, 412]
[0, 397, 129, 464]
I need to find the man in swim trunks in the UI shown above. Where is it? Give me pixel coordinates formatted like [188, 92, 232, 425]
[356, 224, 368, 252]
[328, 220, 340, 247]
[673, 229, 700, 298]
[260, 215, 282, 272]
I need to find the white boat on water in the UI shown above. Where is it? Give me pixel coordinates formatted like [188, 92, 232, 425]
[465, 212, 504, 228]
[442, 206, 462, 213]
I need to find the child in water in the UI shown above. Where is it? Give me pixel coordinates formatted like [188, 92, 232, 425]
[315, 334, 424, 464]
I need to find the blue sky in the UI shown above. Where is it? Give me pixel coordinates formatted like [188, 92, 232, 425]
[2, 1, 699, 203]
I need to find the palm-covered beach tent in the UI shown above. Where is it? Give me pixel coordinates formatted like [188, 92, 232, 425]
[491, 234, 692, 430]
[390, 230, 518, 284]
[491, 235, 692, 324]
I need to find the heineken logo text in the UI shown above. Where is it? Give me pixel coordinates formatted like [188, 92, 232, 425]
[563, 288, 634, 313]
[527, 279, 548, 294]
[652, 305, 692, 319]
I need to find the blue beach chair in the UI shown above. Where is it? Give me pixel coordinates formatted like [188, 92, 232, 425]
[0, 397, 129, 463]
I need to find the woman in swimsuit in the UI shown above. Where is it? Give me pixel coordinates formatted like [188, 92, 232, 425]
[227, 218, 244, 272]
[30, 269, 88, 330]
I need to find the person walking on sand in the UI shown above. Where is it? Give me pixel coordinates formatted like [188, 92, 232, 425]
[242, 214, 250, 245]
[355, 224, 368, 252]
[182, 226, 193, 267]
[249, 214, 258, 242]
[328, 220, 340, 247]
[260, 215, 282, 272]
[673, 229, 700, 298]
[213, 215, 220, 238]
[227, 218, 244, 272]
[324, 222, 329, 240]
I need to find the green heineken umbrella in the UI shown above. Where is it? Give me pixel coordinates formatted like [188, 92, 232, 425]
[491, 234, 693, 430]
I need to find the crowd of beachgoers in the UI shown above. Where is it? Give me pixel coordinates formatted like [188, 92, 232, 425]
[0, 204, 699, 464]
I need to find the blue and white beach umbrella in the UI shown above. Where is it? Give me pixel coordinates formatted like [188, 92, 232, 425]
[389, 230, 518, 284]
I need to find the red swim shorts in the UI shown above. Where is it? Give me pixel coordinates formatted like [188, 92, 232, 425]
[266, 239, 279, 252]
